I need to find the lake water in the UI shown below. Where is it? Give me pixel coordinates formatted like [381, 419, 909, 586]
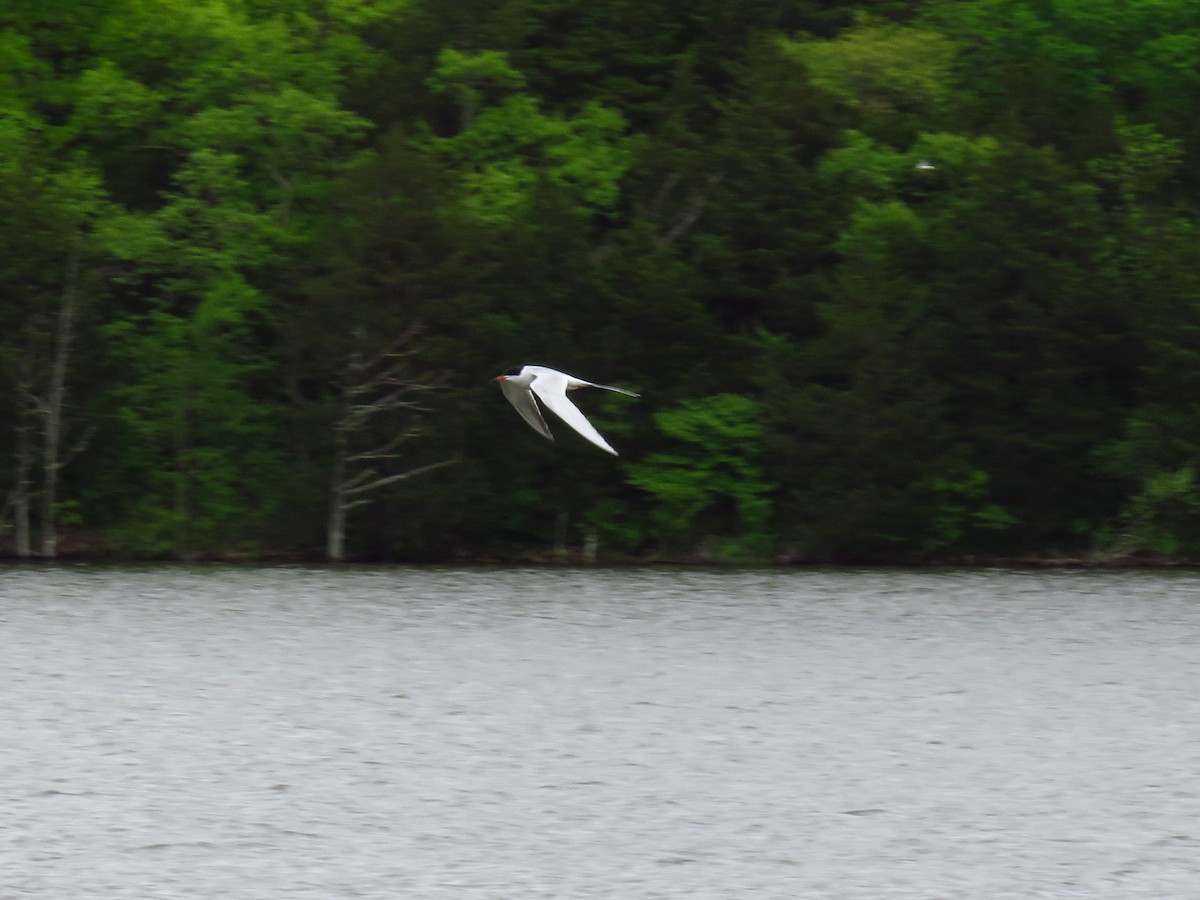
[2, 566, 1198, 898]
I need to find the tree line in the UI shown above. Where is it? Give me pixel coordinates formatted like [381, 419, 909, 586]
[2, 0, 1200, 563]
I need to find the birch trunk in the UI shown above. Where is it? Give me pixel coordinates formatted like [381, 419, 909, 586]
[40, 233, 82, 559]
[582, 527, 598, 564]
[326, 428, 349, 562]
[322, 329, 455, 562]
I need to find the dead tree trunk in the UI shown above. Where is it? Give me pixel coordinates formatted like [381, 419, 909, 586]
[39, 233, 82, 559]
[326, 425, 351, 562]
[582, 527, 598, 564]
[325, 327, 455, 562]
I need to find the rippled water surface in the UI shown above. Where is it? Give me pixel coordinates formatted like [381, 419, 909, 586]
[3, 565, 1199, 898]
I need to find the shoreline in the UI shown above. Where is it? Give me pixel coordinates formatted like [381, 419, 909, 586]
[0, 543, 1193, 570]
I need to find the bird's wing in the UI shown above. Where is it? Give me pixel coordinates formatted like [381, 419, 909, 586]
[500, 379, 554, 441]
[529, 369, 618, 455]
[526, 365, 639, 397]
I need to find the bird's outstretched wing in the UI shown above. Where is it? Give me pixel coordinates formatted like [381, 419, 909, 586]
[529, 369, 619, 455]
[500, 379, 554, 441]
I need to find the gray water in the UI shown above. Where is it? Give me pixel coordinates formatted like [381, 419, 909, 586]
[2, 566, 1198, 899]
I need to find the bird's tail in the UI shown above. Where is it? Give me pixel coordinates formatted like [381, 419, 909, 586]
[593, 383, 640, 398]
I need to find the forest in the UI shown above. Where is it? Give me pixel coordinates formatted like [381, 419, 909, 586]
[2, 0, 1200, 563]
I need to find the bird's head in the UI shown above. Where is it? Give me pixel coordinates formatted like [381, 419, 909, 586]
[494, 367, 525, 383]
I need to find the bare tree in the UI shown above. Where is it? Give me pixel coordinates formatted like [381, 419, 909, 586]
[39, 233, 84, 558]
[589, 171, 723, 266]
[652, 172, 724, 249]
[325, 325, 456, 562]
[11, 234, 94, 559]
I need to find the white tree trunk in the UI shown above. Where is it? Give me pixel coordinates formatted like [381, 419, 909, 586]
[321, 328, 456, 563]
[582, 527, 598, 564]
[326, 430, 349, 562]
[40, 233, 82, 559]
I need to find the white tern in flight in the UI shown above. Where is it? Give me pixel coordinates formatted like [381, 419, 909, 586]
[494, 365, 639, 455]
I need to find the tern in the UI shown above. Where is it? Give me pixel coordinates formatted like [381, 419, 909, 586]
[494, 365, 639, 455]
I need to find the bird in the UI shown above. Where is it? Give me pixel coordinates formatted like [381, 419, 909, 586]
[494, 365, 639, 455]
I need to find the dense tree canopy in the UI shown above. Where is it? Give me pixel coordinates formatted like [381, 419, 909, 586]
[2, 0, 1200, 562]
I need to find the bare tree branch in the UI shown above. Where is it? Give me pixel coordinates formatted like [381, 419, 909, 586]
[655, 172, 725, 248]
[343, 457, 460, 498]
[60, 425, 97, 470]
[325, 323, 453, 561]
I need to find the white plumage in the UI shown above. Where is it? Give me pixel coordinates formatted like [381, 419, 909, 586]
[494, 365, 639, 455]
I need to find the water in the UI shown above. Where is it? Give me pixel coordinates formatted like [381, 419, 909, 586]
[2, 566, 1199, 898]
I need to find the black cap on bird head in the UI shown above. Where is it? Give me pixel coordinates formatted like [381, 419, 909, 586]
[494, 366, 525, 382]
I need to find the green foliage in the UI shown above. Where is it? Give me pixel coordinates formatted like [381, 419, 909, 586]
[94, 283, 283, 555]
[628, 394, 776, 558]
[423, 53, 632, 226]
[1095, 412, 1200, 558]
[1093, 459, 1200, 559]
[1121, 467, 1200, 557]
[428, 48, 527, 124]
[925, 466, 1018, 551]
[6, 0, 1200, 561]
[1088, 120, 1184, 208]
[795, 17, 955, 142]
